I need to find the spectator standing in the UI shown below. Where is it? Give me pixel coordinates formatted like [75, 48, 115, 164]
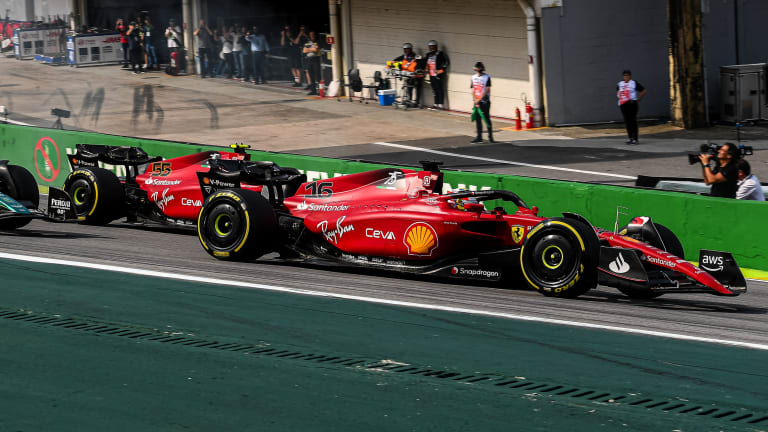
[231, 26, 243, 79]
[165, 19, 184, 73]
[126, 21, 144, 74]
[239, 25, 252, 82]
[700, 142, 739, 198]
[617, 69, 646, 145]
[143, 16, 158, 71]
[295, 25, 310, 88]
[210, 28, 222, 76]
[303, 31, 321, 95]
[219, 27, 234, 79]
[116, 18, 129, 68]
[281, 25, 302, 87]
[194, 19, 214, 78]
[736, 159, 765, 201]
[246, 26, 270, 84]
[470, 61, 494, 143]
[425, 40, 449, 109]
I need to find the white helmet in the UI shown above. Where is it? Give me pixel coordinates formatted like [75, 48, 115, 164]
[427, 40, 438, 47]
[402, 43, 413, 49]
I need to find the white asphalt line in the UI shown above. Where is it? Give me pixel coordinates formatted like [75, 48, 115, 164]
[1, 119, 33, 126]
[2, 251, 766, 351]
[374, 141, 636, 180]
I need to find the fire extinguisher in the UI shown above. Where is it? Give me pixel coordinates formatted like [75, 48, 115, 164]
[525, 103, 534, 129]
[515, 107, 522, 130]
[318, 80, 325, 97]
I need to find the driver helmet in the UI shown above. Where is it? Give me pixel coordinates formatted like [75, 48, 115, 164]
[427, 40, 438, 47]
[402, 42, 413, 50]
[448, 188, 480, 211]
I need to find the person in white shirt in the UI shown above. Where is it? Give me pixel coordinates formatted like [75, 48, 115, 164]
[736, 159, 766, 201]
[617, 70, 646, 145]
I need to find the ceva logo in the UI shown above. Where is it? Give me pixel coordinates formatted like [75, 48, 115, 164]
[366, 228, 395, 240]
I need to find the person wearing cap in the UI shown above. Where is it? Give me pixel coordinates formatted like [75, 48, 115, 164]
[392, 43, 422, 107]
[617, 69, 646, 144]
[392, 42, 415, 63]
[471, 62, 494, 143]
[425, 40, 449, 109]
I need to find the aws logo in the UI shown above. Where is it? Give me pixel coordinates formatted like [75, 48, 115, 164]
[404, 222, 438, 256]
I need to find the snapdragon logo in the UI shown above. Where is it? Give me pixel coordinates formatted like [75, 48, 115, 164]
[450, 267, 500, 279]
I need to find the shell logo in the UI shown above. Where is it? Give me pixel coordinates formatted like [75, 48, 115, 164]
[404, 222, 438, 256]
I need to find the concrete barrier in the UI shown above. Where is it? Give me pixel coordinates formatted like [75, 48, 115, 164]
[2, 123, 766, 272]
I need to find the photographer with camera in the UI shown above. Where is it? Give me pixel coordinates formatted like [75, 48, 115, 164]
[736, 159, 765, 201]
[700, 142, 739, 198]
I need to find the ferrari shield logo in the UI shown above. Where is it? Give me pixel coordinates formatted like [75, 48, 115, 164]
[511, 225, 525, 244]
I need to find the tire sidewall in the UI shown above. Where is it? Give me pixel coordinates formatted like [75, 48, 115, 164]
[197, 189, 277, 260]
[520, 218, 598, 297]
[198, 190, 252, 259]
[65, 169, 100, 219]
[7, 165, 40, 208]
[63, 167, 124, 224]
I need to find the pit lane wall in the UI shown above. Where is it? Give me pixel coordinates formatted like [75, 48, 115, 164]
[2, 123, 767, 273]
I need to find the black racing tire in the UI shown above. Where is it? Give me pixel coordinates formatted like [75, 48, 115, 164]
[63, 167, 125, 225]
[520, 217, 599, 298]
[7, 165, 40, 208]
[197, 189, 278, 261]
[619, 221, 684, 258]
[616, 223, 683, 299]
[652, 223, 684, 258]
[0, 165, 40, 230]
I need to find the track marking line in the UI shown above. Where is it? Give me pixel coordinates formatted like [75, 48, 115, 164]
[1, 118, 33, 126]
[373, 141, 636, 180]
[1, 251, 766, 351]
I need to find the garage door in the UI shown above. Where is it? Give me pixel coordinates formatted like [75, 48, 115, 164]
[350, 0, 530, 118]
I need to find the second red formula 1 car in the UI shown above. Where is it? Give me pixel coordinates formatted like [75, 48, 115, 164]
[63, 145, 746, 299]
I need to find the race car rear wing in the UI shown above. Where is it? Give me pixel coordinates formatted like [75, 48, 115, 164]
[67, 144, 163, 180]
[197, 159, 307, 206]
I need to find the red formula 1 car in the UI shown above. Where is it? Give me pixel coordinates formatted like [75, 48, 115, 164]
[63, 145, 746, 299]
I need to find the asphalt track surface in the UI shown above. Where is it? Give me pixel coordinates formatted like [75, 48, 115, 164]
[2, 220, 768, 431]
[3, 221, 768, 347]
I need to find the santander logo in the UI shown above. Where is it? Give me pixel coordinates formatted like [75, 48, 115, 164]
[608, 252, 630, 274]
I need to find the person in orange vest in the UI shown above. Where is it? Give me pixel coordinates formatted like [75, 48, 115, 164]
[392, 43, 422, 107]
[617, 69, 646, 145]
[425, 40, 449, 110]
[471, 62, 494, 143]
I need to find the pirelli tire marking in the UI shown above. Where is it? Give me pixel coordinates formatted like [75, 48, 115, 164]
[520, 219, 587, 295]
[197, 191, 251, 257]
[69, 169, 99, 218]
